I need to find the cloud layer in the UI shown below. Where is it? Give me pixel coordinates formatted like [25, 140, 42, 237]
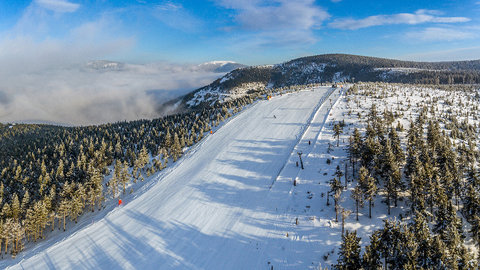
[0, 59, 225, 125]
[329, 9, 470, 30]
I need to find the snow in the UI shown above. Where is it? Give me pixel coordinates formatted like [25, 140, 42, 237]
[186, 82, 266, 107]
[9, 82, 471, 269]
[199, 61, 236, 66]
[5, 86, 347, 270]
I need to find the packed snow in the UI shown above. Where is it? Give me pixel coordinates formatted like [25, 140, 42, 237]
[4, 86, 352, 269]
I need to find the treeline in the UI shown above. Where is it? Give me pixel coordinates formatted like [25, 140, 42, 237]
[0, 84, 311, 258]
[193, 54, 480, 97]
[293, 54, 480, 72]
[334, 98, 479, 269]
[182, 65, 272, 106]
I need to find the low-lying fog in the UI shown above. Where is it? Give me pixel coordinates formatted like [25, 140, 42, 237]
[0, 60, 230, 126]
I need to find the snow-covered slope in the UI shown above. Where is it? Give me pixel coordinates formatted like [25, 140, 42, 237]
[181, 54, 480, 109]
[5, 86, 344, 270]
[197, 61, 247, 73]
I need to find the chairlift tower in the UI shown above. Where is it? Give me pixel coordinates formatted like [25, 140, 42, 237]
[297, 151, 304, 170]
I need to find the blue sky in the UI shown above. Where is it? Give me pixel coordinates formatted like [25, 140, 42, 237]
[1, 0, 480, 65]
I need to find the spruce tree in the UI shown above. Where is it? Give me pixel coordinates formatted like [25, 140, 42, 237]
[351, 184, 363, 221]
[330, 178, 343, 222]
[11, 194, 20, 222]
[58, 199, 70, 231]
[362, 231, 382, 270]
[348, 128, 362, 178]
[359, 167, 377, 219]
[333, 122, 343, 147]
[172, 132, 182, 162]
[335, 230, 362, 270]
[470, 215, 480, 248]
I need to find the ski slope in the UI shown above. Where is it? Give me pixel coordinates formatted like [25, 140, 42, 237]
[6, 86, 343, 270]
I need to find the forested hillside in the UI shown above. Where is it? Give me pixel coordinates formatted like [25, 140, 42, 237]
[0, 83, 313, 258]
[182, 54, 480, 109]
[331, 83, 480, 269]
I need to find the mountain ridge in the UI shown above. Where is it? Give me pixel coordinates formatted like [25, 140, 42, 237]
[179, 53, 480, 109]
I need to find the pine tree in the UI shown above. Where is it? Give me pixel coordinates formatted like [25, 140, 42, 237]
[362, 133, 380, 171]
[359, 167, 377, 219]
[11, 194, 20, 222]
[21, 191, 30, 217]
[70, 195, 83, 224]
[378, 220, 398, 269]
[172, 132, 182, 162]
[335, 230, 362, 270]
[388, 127, 404, 164]
[341, 208, 352, 237]
[120, 161, 130, 194]
[87, 188, 97, 212]
[351, 184, 363, 221]
[11, 221, 24, 256]
[384, 176, 395, 215]
[163, 128, 172, 149]
[458, 245, 477, 270]
[470, 215, 480, 249]
[1, 203, 11, 219]
[58, 199, 70, 231]
[335, 165, 345, 189]
[430, 235, 449, 268]
[56, 159, 64, 180]
[333, 122, 343, 147]
[348, 128, 362, 178]
[330, 178, 343, 222]
[463, 184, 480, 222]
[3, 218, 12, 256]
[362, 231, 382, 270]
[411, 211, 431, 268]
[110, 161, 120, 198]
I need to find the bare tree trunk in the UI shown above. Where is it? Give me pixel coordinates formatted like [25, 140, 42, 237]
[356, 200, 359, 221]
[335, 200, 338, 222]
[387, 194, 391, 215]
[369, 199, 372, 219]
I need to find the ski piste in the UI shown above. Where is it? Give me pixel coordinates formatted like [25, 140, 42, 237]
[5, 86, 343, 270]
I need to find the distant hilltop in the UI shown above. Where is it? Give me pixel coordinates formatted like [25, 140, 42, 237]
[179, 54, 480, 108]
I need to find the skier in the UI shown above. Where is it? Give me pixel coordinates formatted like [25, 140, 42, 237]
[273, 115, 276, 119]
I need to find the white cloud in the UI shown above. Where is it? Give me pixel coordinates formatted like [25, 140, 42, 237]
[0, 60, 226, 125]
[35, 0, 80, 13]
[400, 46, 480, 62]
[153, 2, 204, 32]
[214, 0, 329, 45]
[217, 0, 329, 31]
[405, 27, 476, 41]
[329, 9, 470, 30]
